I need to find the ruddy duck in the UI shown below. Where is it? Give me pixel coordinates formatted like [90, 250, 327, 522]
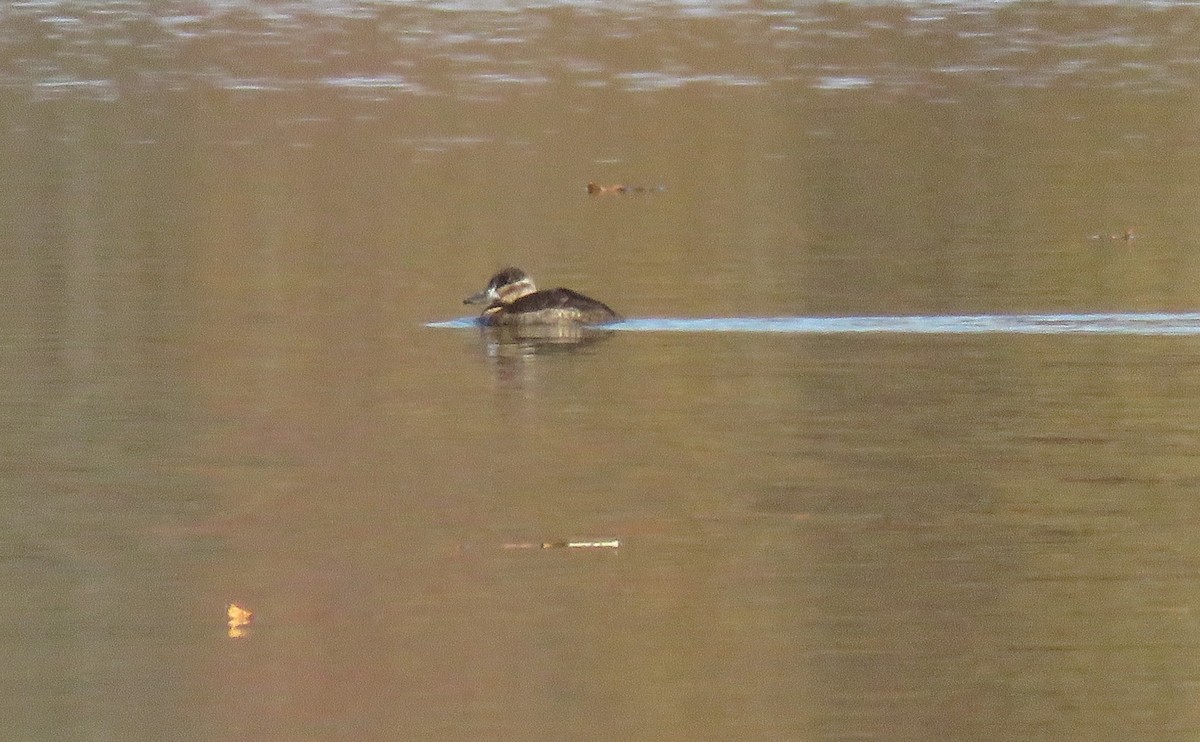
[464, 267, 621, 326]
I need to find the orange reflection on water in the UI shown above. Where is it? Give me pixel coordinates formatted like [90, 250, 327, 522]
[227, 603, 253, 639]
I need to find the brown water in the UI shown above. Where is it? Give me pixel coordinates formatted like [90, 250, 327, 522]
[3, 2, 1200, 739]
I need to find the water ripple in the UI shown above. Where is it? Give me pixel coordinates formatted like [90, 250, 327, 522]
[0, 2, 1194, 102]
[431, 313, 1200, 336]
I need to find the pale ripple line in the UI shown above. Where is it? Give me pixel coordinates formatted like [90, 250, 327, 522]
[429, 313, 1200, 335]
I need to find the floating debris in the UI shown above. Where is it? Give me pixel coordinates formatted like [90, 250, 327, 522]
[227, 603, 253, 639]
[586, 182, 665, 195]
[1089, 228, 1135, 242]
[547, 539, 620, 549]
[504, 539, 621, 550]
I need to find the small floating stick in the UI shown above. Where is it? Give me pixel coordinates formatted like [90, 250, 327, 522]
[546, 539, 620, 549]
[587, 182, 665, 195]
[1088, 228, 1136, 242]
[503, 539, 620, 549]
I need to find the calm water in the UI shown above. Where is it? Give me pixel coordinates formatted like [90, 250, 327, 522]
[3, 1, 1200, 739]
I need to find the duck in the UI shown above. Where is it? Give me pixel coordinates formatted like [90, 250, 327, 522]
[463, 267, 621, 326]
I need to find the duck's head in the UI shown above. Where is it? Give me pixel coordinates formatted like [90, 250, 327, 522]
[464, 267, 538, 306]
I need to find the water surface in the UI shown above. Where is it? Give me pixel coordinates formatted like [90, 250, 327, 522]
[3, 1, 1200, 740]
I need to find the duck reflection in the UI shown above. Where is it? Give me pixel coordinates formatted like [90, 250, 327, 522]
[477, 322, 615, 358]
